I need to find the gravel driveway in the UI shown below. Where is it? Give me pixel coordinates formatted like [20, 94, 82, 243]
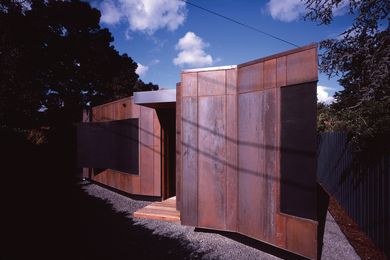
[81, 180, 359, 260]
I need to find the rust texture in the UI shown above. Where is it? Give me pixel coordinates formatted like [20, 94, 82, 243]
[89, 97, 161, 197]
[175, 83, 183, 211]
[179, 44, 318, 259]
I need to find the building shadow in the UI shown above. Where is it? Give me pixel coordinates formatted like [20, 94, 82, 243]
[1, 127, 205, 260]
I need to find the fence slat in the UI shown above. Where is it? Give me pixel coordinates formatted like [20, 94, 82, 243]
[317, 132, 389, 257]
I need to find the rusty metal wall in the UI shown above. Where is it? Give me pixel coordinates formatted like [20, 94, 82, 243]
[176, 84, 182, 210]
[179, 44, 318, 259]
[89, 97, 161, 197]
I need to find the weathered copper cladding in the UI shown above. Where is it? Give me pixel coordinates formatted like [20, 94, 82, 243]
[88, 97, 161, 197]
[178, 44, 318, 259]
[175, 83, 183, 211]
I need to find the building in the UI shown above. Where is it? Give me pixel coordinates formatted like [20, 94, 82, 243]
[78, 44, 319, 259]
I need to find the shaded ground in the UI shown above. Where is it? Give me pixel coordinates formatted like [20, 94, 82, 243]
[1, 128, 359, 259]
[328, 195, 386, 260]
[76, 181, 359, 260]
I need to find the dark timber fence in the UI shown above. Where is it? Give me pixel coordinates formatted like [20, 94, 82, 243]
[317, 132, 390, 257]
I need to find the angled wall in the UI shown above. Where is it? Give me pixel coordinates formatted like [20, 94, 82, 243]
[81, 97, 161, 197]
[178, 44, 318, 259]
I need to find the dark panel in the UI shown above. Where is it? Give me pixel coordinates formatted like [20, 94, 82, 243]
[280, 82, 317, 220]
[77, 118, 139, 174]
[181, 96, 198, 226]
[198, 96, 226, 229]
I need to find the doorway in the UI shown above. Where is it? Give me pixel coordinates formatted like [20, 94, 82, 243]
[157, 108, 176, 200]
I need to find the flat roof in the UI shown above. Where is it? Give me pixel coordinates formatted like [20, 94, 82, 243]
[133, 89, 176, 108]
[182, 65, 237, 73]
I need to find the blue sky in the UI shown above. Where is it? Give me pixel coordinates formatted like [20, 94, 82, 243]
[88, 0, 355, 103]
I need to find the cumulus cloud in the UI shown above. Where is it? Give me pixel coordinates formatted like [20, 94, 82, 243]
[173, 32, 213, 67]
[266, 0, 349, 22]
[266, 0, 303, 22]
[99, 0, 187, 34]
[100, 1, 122, 24]
[136, 63, 148, 76]
[317, 85, 335, 104]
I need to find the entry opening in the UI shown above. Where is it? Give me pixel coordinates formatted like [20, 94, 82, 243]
[157, 108, 176, 200]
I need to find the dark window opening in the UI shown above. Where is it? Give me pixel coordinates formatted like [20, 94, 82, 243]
[77, 118, 139, 175]
[280, 82, 317, 220]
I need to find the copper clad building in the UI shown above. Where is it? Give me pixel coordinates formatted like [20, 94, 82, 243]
[78, 44, 319, 259]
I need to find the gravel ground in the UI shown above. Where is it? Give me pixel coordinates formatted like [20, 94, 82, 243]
[81, 180, 359, 260]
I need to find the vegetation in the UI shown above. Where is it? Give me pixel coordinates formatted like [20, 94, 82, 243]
[306, 0, 390, 156]
[0, 0, 157, 131]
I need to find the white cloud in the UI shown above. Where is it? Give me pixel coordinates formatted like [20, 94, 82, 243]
[317, 85, 335, 104]
[100, 0, 122, 24]
[136, 63, 148, 76]
[150, 59, 160, 65]
[173, 32, 213, 67]
[266, 0, 349, 22]
[99, 0, 187, 34]
[266, 0, 304, 22]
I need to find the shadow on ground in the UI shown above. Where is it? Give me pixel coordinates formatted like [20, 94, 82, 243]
[1, 128, 204, 260]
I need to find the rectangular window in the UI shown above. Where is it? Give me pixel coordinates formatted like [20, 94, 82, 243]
[280, 82, 317, 220]
[77, 118, 139, 175]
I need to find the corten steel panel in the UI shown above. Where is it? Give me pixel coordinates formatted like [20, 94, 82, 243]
[140, 106, 156, 196]
[182, 72, 198, 97]
[176, 84, 182, 211]
[153, 112, 161, 196]
[88, 97, 160, 197]
[286, 48, 318, 85]
[226, 69, 237, 95]
[198, 96, 227, 230]
[280, 82, 317, 220]
[237, 91, 264, 240]
[263, 88, 278, 240]
[181, 96, 198, 226]
[179, 44, 318, 259]
[237, 62, 263, 94]
[238, 90, 277, 243]
[286, 216, 318, 259]
[140, 106, 154, 146]
[276, 56, 287, 87]
[198, 70, 226, 96]
[264, 59, 277, 89]
[226, 93, 238, 231]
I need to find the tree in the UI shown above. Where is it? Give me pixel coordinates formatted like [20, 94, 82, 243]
[0, 0, 158, 129]
[304, 0, 390, 156]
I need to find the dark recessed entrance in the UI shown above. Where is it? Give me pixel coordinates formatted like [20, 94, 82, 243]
[157, 109, 176, 200]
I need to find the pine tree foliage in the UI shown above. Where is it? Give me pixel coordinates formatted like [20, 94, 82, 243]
[305, 0, 389, 156]
[0, 0, 158, 129]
